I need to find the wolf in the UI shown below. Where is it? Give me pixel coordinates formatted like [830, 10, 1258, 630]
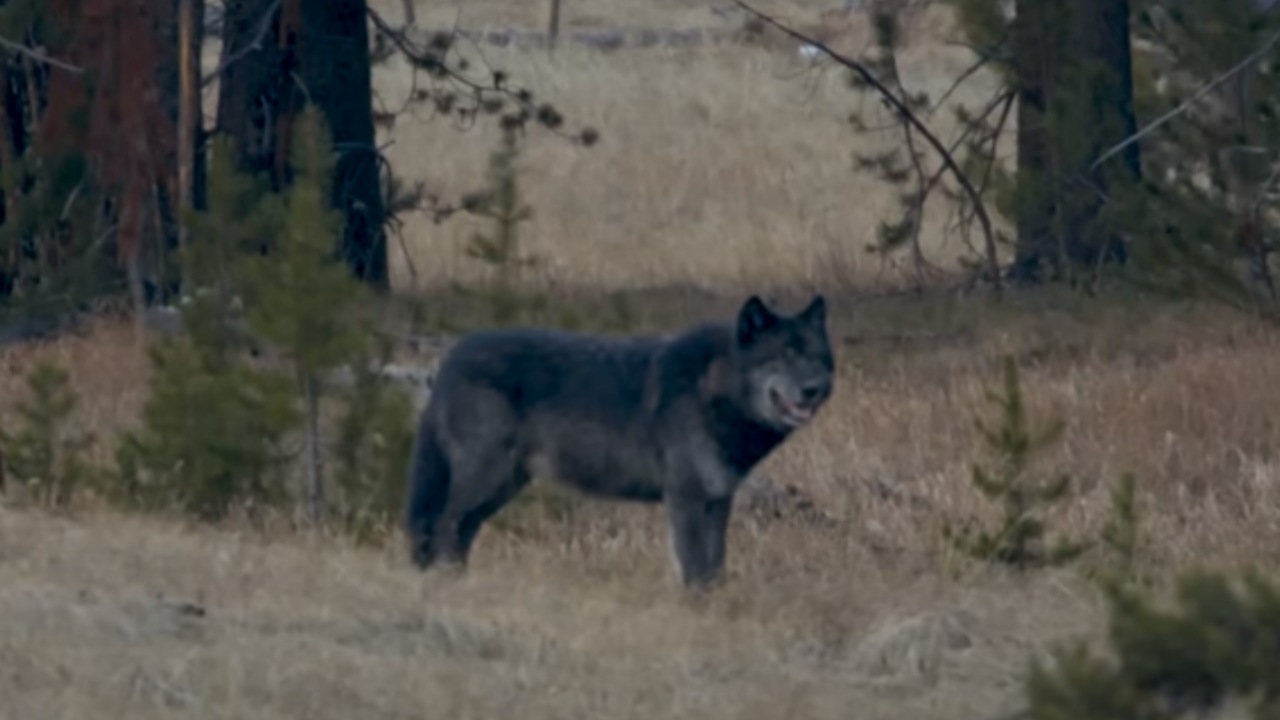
[402, 293, 835, 590]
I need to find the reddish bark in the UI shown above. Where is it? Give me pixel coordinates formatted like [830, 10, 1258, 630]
[39, 0, 178, 271]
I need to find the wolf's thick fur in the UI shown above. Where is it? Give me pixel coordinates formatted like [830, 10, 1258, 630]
[403, 294, 834, 589]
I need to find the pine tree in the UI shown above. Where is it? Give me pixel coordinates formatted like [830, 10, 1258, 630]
[0, 360, 96, 509]
[330, 335, 416, 544]
[1026, 568, 1280, 719]
[944, 356, 1091, 570]
[114, 338, 300, 519]
[456, 123, 542, 328]
[114, 136, 298, 522]
[237, 104, 376, 525]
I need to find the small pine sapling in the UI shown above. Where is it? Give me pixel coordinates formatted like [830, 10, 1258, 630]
[848, 5, 937, 285]
[0, 360, 96, 509]
[944, 355, 1091, 571]
[115, 340, 299, 519]
[1093, 471, 1148, 588]
[115, 135, 299, 521]
[331, 334, 416, 545]
[456, 123, 546, 328]
[238, 104, 375, 526]
[1024, 567, 1280, 719]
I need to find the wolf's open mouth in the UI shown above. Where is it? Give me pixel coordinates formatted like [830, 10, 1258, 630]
[770, 387, 814, 425]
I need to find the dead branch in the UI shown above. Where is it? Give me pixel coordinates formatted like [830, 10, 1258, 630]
[869, 23, 938, 288]
[365, 6, 598, 148]
[941, 90, 1015, 265]
[926, 54, 991, 119]
[1091, 24, 1280, 172]
[0, 35, 83, 74]
[735, 1, 1004, 297]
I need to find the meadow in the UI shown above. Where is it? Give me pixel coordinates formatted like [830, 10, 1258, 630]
[2, 0, 1277, 718]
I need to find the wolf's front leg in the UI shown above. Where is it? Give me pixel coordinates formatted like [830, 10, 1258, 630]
[665, 492, 733, 590]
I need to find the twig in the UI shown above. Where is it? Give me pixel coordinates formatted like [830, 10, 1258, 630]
[365, 6, 594, 147]
[735, 1, 1004, 297]
[927, 54, 991, 118]
[0, 35, 83, 74]
[1090, 24, 1280, 172]
[945, 91, 1015, 263]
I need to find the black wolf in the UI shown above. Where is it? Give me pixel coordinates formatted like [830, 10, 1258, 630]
[403, 294, 835, 589]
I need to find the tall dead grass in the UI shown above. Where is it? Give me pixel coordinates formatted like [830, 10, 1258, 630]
[3, 1, 1274, 716]
[368, 0, 1007, 293]
[196, 1, 1006, 293]
[3, 292, 1280, 718]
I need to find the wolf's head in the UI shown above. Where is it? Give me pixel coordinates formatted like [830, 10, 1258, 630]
[732, 294, 834, 431]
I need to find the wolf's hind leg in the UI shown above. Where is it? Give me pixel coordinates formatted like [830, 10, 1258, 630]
[405, 417, 452, 570]
[432, 443, 527, 566]
[456, 464, 532, 559]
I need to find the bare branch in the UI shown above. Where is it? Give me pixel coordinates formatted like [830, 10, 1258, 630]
[926, 54, 991, 118]
[0, 35, 83, 74]
[735, 1, 1004, 297]
[1090, 24, 1280, 172]
[946, 91, 1015, 260]
[365, 6, 597, 147]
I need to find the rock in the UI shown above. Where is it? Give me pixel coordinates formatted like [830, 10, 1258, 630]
[847, 607, 979, 686]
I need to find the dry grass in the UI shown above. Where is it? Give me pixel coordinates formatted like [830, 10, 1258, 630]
[5, 0, 1277, 715]
[5, 288, 1280, 718]
[366, 0, 1008, 293]
[0, 507, 1095, 720]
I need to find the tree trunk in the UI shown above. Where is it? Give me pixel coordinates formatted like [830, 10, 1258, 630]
[303, 370, 324, 525]
[1010, 0, 1055, 282]
[216, 0, 279, 178]
[177, 0, 205, 260]
[1065, 0, 1139, 272]
[216, 0, 387, 290]
[1009, 0, 1139, 284]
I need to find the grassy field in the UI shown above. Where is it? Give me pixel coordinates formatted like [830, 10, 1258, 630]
[4, 0, 1279, 718]
[363, 0, 1009, 294]
[195, 0, 1006, 293]
[4, 287, 1280, 718]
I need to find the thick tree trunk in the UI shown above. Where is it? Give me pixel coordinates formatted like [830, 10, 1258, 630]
[296, 0, 387, 290]
[1010, 0, 1054, 282]
[0, 65, 21, 303]
[216, 0, 288, 181]
[1091, 0, 1140, 181]
[1009, 0, 1139, 284]
[1065, 0, 1139, 271]
[216, 0, 387, 290]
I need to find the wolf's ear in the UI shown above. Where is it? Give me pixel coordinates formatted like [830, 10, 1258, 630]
[799, 294, 827, 325]
[737, 295, 777, 344]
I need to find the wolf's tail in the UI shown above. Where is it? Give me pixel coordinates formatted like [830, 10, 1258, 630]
[404, 414, 451, 569]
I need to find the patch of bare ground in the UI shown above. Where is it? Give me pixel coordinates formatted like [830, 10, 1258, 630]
[4, 288, 1280, 717]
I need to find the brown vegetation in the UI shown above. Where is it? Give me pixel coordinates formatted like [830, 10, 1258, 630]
[2, 0, 1275, 717]
[4, 287, 1280, 717]
[362, 0, 1008, 294]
